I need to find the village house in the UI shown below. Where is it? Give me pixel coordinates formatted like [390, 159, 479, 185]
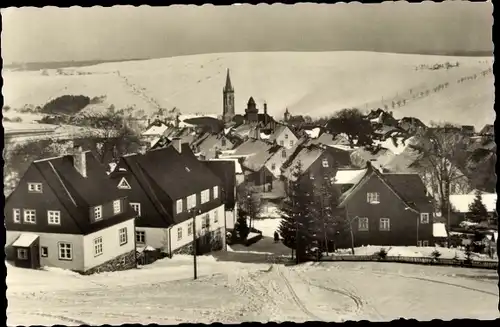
[190, 132, 235, 160]
[281, 143, 353, 187]
[264, 139, 305, 182]
[230, 138, 277, 192]
[4, 147, 138, 274]
[108, 139, 226, 256]
[202, 159, 239, 229]
[335, 162, 435, 248]
[267, 124, 299, 149]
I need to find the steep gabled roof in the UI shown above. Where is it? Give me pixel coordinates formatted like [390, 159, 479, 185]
[31, 152, 136, 235]
[265, 140, 304, 178]
[268, 124, 296, 143]
[281, 145, 325, 181]
[233, 139, 276, 172]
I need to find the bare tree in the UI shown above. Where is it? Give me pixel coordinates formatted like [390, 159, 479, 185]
[409, 123, 472, 218]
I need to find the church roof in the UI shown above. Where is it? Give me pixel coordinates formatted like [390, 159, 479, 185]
[248, 97, 256, 105]
[224, 69, 233, 91]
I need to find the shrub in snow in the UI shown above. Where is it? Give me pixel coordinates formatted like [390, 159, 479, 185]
[376, 248, 388, 260]
[431, 249, 442, 261]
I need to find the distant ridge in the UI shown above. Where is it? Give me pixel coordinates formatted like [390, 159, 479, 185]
[5, 50, 493, 72]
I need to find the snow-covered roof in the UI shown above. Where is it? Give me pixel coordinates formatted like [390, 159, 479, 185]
[12, 233, 39, 247]
[325, 144, 356, 152]
[208, 158, 243, 174]
[449, 193, 497, 213]
[373, 136, 414, 155]
[494, 232, 498, 242]
[433, 223, 448, 238]
[260, 132, 271, 140]
[107, 162, 117, 175]
[143, 124, 169, 136]
[304, 127, 321, 139]
[333, 169, 367, 185]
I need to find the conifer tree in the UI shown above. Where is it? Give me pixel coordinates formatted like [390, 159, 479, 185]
[468, 190, 488, 223]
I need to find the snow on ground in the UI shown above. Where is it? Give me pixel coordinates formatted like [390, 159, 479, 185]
[3, 52, 493, 126]
[333, 245, 498, 261]
[7, 252, 499, 325]
[253, 218, 282, 238]
[256, 204, 283, 220]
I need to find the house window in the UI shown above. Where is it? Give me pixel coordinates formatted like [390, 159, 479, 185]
[119, 227, 128, 245]
[281, 150, 286, 158]
[130, 202, 141, 216]
[117, 177, 131, 189]
[367, 192, 380, 204]
[310, 173, 315, 180]
[221, 139, 226, 147]
[47, 210, 61, 225]
[113, 200, 121, 215]
[322, 158, 329, 168]
[188, 222, 193, 236]
[213, 186, 219, 199]
[28, 182, 43, 193]
[358, 217, 369, 231]
[58, 242, 73, 260]
[279, 140, 284, 146]
[136, 231, 146, 244]
[23, 209, 36, 224]
[289, 140, 294, 147]
[201, 189, 210, 204]
[271, 163, 276, 170]
[202, 214, 210, 228]
[422, 240, 429, 247]
[214, 210, 219, 223]
[13, 209, 21, 223]
[93, 206, 103, 221]
[285, 134, 289, 139]
[420, 213, 430, 224]
[176, 199, 183, 214]
[417, 240, 422, 247]
[379, 218, 391, 231]
[187, 194, 197, 210]
[41, 247, 48, 257]
[94, 237, 103, 256]
[17, 249, 28, 260]
[177, 227, 183, 241]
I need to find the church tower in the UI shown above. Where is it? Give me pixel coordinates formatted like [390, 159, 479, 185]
[222, 69, 235, 123]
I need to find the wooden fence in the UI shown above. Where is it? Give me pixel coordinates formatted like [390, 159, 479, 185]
[319, 255, 498, 270]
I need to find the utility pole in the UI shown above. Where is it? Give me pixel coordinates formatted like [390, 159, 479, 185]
[192, 208, 198, 280]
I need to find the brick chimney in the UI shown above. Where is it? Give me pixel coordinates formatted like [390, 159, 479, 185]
[263, 102, 268, 126]
[73, 145, 87, 177]
[171, 137, 182, 153]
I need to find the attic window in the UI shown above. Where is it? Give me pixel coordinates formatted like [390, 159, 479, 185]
[367, 192, 380, 204]
[322, 158, 329, 168]
[285, 134, 289, 139]
[281, 150, 287, 158]
[28, 182, 43, 193]
[221, 139, 226, 146]
[117, 177, 131, 190]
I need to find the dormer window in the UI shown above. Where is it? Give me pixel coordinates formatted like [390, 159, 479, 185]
[176, 199, 183, 214]
[187, 194, 196, 210]
[113, 200, 121, 215]
[28, 183, 43, 193]
[213, 186, 219, 199]
[94, 206, 103, 221]
[201, 189, 210, 204]
[322, 158, 329, 168]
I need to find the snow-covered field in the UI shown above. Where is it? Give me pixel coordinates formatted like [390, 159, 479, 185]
[3, 52, 494, 128]
[7, 253, 499, 325]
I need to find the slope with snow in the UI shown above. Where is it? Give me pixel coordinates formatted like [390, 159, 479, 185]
[3, 52, 493, 128]
[7, 254, 498, 325]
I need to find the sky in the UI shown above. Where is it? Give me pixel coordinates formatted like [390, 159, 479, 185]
[1, 2, 493, 64]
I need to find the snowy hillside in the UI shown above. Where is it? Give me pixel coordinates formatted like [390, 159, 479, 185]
[3, 52, 493, 127]
[7, 255, 498, 325]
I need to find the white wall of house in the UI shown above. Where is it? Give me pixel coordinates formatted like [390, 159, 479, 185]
[275, 127, 298, 149]
[169, 204, 226, 253]
[135, 227, 170, 250]
[82, 218, 136, 271]
[6, 231, 84, 271]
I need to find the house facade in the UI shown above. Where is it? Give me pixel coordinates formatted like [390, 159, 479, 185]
[4, 149, 137, 274]
[108, 141, 226, 255]
[336, 163, 435, 248]
[191, 132, 235, 160]
[269, 125, 299, 149]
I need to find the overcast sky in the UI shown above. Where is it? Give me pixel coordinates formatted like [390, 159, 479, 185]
[1, 2, 493, 64]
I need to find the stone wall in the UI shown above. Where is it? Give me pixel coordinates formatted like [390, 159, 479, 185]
[82, 250, 136, 275]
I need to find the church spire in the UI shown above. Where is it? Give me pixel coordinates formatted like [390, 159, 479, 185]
[224, 69, 233, 91]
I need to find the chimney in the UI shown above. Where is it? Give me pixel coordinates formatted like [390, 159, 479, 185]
[254, 127, 260, 140]
[263, 102, 268, 126]
[73, 145, 87, 177]
[172, 137, 182, 153]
